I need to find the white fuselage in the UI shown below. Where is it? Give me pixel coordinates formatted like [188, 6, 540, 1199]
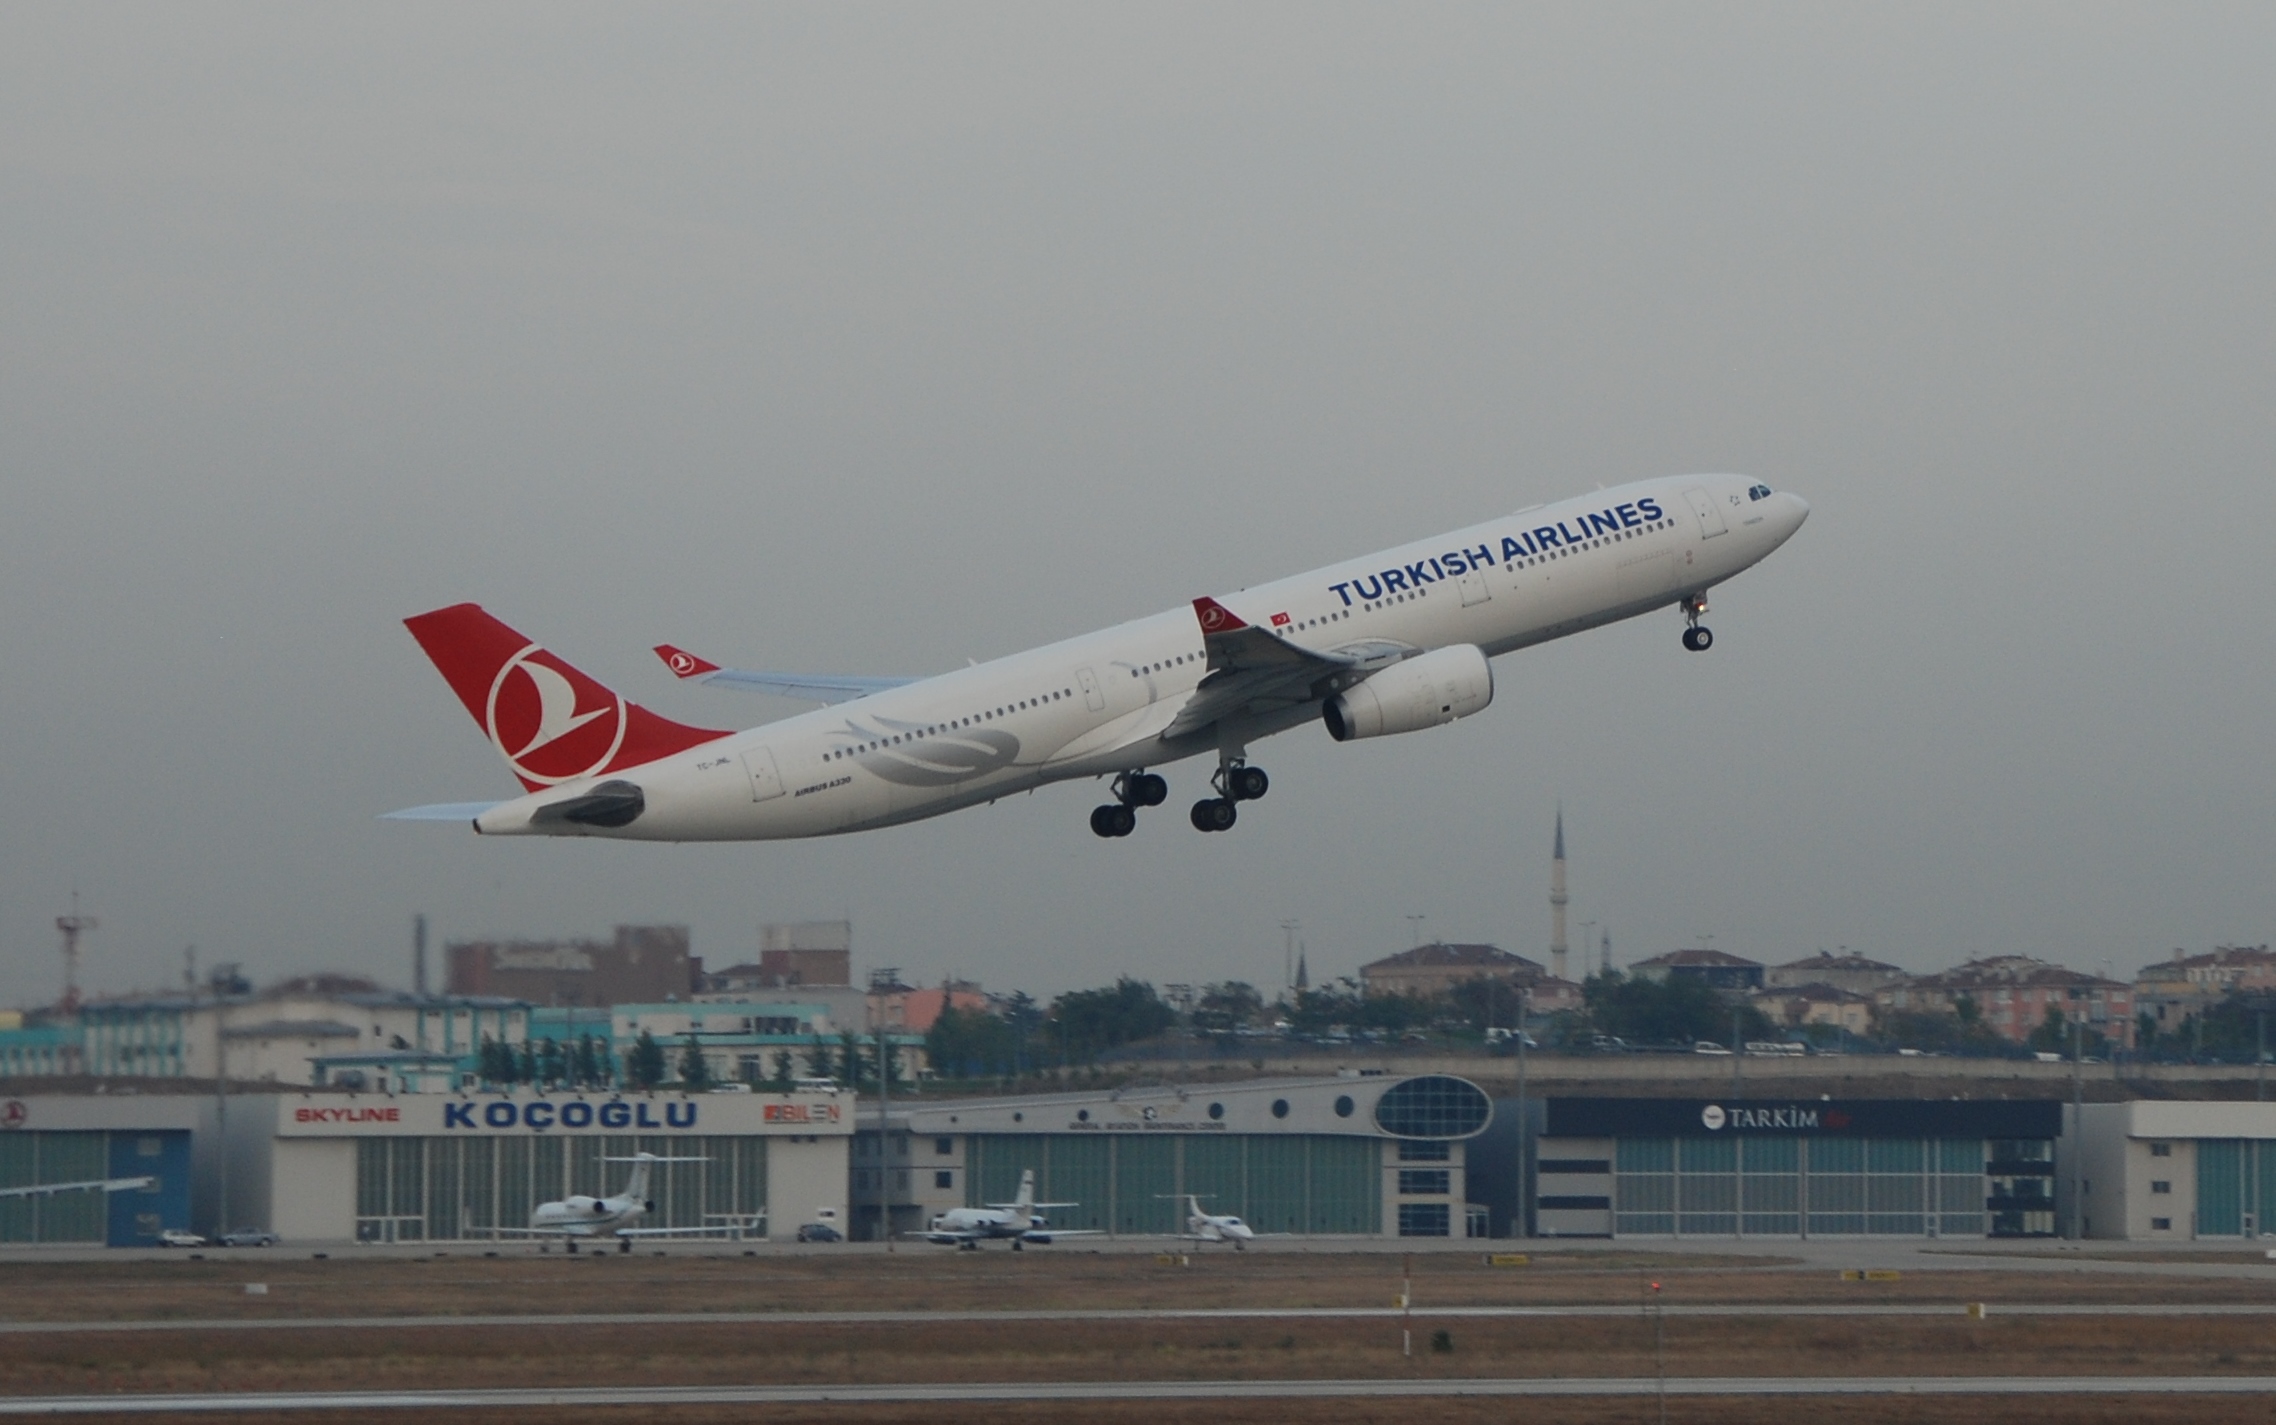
[476, 475, 1807, 840]
[929, 1205, 1038, 1241]
[532, 1192, 644, 1236]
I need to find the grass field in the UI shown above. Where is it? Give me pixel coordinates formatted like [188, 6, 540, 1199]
[9, 1249, 2276, 1422]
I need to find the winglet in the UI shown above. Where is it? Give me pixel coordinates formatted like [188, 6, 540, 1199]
[1192, 597, 1247, 634]
[654, 644, 721, 680]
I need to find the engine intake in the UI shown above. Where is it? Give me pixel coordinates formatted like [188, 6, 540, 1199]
[1323, 644, 1493, 741]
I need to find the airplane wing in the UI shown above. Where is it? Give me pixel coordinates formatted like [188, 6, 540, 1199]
[489, 1226, 599, 1237]
[654, 646, 918, 704]
[1161, 598, 1399, 740]
[1017, 1229, 1101, 1243]
[380, 802, 506, 822]
[0, 1176, 154, 1200]
[612, 1225, 753, 1238]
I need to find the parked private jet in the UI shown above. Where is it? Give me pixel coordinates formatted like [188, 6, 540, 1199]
[392, 475, 1805, 840]
[1165, 1194, 1258, 1250]
[491, 1152, 750, 1254]
[918, 1169, 1095, 1250]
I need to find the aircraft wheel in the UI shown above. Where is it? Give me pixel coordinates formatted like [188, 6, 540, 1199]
[1682, 626, 1714, 652]
[619, 1238, 632, 1254]
[1131, 772, 1169, 807]
[1090, 805, 1119, 838]
[1012, 1240, 1024, 1252]
[1190, 798, 1237, 832]
[1231, 765, 1269, 802]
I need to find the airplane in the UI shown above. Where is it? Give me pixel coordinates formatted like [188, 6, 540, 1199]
[488, 1152, 744, 1254]
[918, 1168, 1096, 1250]
[1163, 1193, 1258, 1250]
[391, 475, 1807, 840]
[0, 1176, 156, 1200]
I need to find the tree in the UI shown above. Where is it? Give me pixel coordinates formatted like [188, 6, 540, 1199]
[770, 1050, 796, 1092]
[1584, 971, 1768, 1047]
[516, 1038, 538, 1084]
[573, 1034, 606, 1089]
[477, 1035, 513, 1086]
[2028, 1004, 2107, 1057]
[677, 1034, 713, 1090]
[927, 1005, 1020, 1078]
[838, 1031, 865, 1089]
[1193, 982, 1265, 1034]
[624, 1029, 667, 1090]
[537, 1038, 564, 1088]
[802, 1037, 836, 1081]
[1047, 979, 1177, 1062]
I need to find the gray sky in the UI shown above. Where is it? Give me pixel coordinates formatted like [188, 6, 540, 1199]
[4, 4, 2272, 1007]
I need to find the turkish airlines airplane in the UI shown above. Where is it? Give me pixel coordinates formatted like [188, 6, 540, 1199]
[393, 474, 1806, 840]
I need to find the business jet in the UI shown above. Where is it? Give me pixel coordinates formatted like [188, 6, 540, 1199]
[1165, 1194, 1258, 1250]
[393, 475, 1806, 840]
[918, 1168, 1095, 1250]
[491, 1152, 745, 1254]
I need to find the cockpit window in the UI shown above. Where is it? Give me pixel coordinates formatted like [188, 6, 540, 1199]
[1748, 484, 1773, 501]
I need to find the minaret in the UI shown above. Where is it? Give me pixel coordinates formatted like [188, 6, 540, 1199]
[1550, 807, 1569, 982]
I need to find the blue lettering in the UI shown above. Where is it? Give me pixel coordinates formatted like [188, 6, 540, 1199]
[636, 1102, 661, 1129]
[484, 1101, 517, 1129]
[1403, 561, 1434, 585]
[1557, 521, 1584, 544]
[599, 1101, 633, 1129]
[560, 1101, 593, 1129]
[1439, 552, 1467, 576]
[1381, 569, 1410, 592]
[444, 1102, 474, 1130]
[1329, 582, 1354, 606]
[1500, 537, 1527, 563]
[1616, 503, 1641, 528]
[1353, 573, 1383, 600]
[1587, 511, 1620, 536]
[1638, 497, 1664, 521]
[1467, 543, 1493, 568]
[1429, 556, 1447, 579]
[666, 1101, 698, 1128]
[524, 1102, 555, 1130]
[1533, 526, 1563, 548]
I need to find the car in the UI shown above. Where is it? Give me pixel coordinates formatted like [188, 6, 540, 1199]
[156, 1229, 207, 1248]
[1693, 1040, 1732, 1056]
[218, 1228, 278, 1247]
[1586, 1034, 1629, 1053]
[795, 1222, 843, 1243]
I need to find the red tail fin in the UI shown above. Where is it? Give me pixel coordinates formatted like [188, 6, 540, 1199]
[404, 603, 730, 791]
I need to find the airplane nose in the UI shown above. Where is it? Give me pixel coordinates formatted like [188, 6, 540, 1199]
[1781, 492, 1810, 532]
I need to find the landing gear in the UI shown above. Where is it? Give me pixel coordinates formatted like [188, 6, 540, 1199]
[1191, 756, 1267, 832]
[1190, 798, 1238, 832]
[563, 1240, 575, 1255]
[1680, 593, 1713, 652]
[618, 1236, 633, 1254]
[1011, 1240, 1024, 1252]
[1089, 771, 1168, 838]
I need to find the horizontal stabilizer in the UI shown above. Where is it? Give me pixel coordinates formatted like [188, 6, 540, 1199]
[381, 802, 504, 822]
[654, 644, 916, 704]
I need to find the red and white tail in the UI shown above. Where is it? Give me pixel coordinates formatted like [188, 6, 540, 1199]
[404, 604, 730, 792]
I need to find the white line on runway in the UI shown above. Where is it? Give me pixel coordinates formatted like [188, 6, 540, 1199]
[2, 1375, 2274, 1413]
[5, 1302, 2276, 1334]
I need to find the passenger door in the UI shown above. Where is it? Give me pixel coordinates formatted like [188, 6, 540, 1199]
[1684, 487, 1728, 539]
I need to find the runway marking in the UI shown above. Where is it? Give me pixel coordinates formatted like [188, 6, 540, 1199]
[1, 1376, 2273, 1413]
[4, 1302, 2276, 1334]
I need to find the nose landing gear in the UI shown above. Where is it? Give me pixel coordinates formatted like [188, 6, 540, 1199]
[1680, 594, 1713, 652]
[1090, 771, 1168, 837]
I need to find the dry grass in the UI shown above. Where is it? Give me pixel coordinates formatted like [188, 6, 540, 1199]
[0, 1248, 2270, 1323]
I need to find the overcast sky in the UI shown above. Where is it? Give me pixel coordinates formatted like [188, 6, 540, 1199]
[3, 4, 2272, 1007]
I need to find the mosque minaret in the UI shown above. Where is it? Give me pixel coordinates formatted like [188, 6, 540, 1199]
[1550, 807, 1569, 982]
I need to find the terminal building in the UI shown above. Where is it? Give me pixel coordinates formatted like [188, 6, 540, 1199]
[1524, 1097, 2062, 1240]
[853, 1074, 1494, 1241]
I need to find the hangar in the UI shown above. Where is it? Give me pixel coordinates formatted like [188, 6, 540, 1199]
[1528, 1097, 2062, 1240]
[0, 1094, 195, 1246]
[853, 1074, 1494, 1240]
[249, 1088, 852, 1243]
[2070, 1101, 2276, 1240]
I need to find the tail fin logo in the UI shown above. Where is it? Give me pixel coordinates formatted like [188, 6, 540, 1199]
[486, 645, 628, 786]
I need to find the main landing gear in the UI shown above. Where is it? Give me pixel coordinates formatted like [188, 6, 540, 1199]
[1680, 593, 1714, 652]
[1090, 771, 1168, 838]
[1190, 760, 1268, 833]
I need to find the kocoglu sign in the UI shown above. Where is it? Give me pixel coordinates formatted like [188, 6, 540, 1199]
[273, 1093, 851, 1138]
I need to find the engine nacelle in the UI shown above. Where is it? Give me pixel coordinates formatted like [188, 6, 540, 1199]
[1323, 644, 1493, 742]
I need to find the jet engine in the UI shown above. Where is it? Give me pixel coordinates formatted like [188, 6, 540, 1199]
[1322, 644, 1493, 742]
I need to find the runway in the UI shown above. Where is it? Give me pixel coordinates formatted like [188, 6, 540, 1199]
[5, 1300, 2275, 1334]
[0, 1375, 2271, 1413]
